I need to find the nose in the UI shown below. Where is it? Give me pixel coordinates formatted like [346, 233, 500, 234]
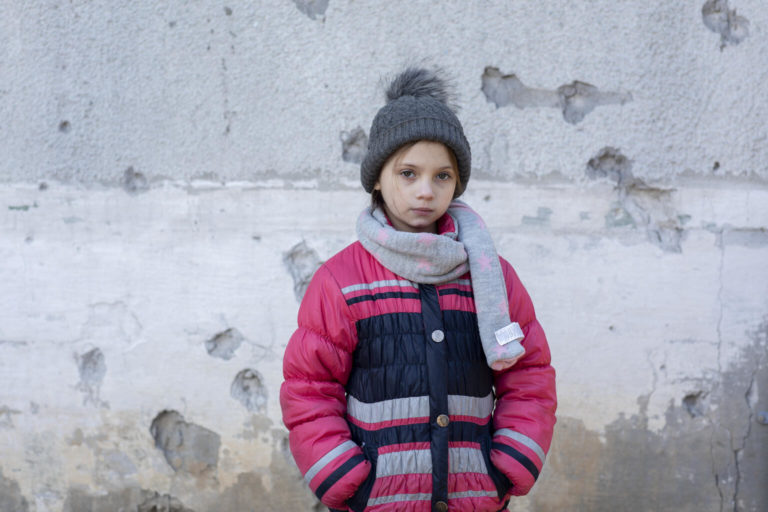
[416, 177, 434, 200]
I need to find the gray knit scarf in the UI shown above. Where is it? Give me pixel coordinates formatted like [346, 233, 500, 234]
[356, 200, 525, 370]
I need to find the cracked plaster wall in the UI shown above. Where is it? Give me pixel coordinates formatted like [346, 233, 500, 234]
[1, 1, 767, 511]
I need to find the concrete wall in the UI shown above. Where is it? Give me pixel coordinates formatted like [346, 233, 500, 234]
[1, 1, 766, 511]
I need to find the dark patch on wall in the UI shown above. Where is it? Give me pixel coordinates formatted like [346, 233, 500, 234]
[8, 202, 37, 212]
[720, 227, 768, 248]
[223, 6, 232, 16]
[63, 488, 191, 512]
[587, 147, 685, 252]
[530, 331, 767, 511]
[702, 0, 750, 48]
[205, 328, 244, 360]
[283, 241, 322, 301]
[340, 127, 368, 164]
[293, 0, 329, 20]
[682, 391, 707, 417]
[0, 406, 21, 428]
[122, 166, 149, 195]
[481, 67, 632, 124]
[217, 432, 320, 511]
[0, 469, 29, 512]
[75, 347, 107, 407]
[138, 492, 195, 512]
[231, 369, 268, 413]
[149, 410, 220, 476]
[522, 207, 553, 226]
[59, 120, 71, 133]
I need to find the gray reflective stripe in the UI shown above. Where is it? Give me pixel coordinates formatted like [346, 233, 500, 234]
[348, 395, 428, 423]
[495, 428, 546, 463]
[447, 392, 493, 418]
[449, 447, 489, 475]
[376, 448, 432, 477]
[375, 447, 488, 478]
[367, 493, 432, 507]
[303, 440, 357, 485]
[449, 490, 499, 500]
[367, 490, 498, 507]
[348, 393, 492, 424]
[341, 280, 416, 295]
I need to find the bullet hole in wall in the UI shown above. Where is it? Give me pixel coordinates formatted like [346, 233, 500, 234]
[59, 120, 71, 133]
[205, 328, 244, 360]
[481, 66, 632, 124]
[122, 166, 149, 195]
[683, 391, 707, 418]
[293, 0, 329, 20]
[38, 182, 48, 191]
[283, 241, 322, 302]
[713, 161, 720, 171]
[231, 369, 268, 413]
[224, 6, 232, 16]
[702, 0, 750, 47]
[341, 127, 368, 164]
[149, 410, 220, 475]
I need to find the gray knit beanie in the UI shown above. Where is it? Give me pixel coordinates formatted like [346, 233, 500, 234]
[360, 67, 471, 195]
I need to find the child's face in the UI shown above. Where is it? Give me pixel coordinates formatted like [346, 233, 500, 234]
[374, 141, 458, 233]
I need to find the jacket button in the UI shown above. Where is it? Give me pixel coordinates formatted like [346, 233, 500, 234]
[431, 329, 445, 342]
[436, 414, 450, 427]
[434, 501, 448, 512]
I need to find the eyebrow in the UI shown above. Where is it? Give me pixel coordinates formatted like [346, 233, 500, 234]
[399, 162, 455, 171]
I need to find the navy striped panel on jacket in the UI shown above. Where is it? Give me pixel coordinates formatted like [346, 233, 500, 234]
[344, 282, 501, 509]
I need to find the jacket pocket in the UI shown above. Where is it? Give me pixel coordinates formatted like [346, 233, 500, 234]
[482, 435, 512, 500]
[346, 443, 377, 512]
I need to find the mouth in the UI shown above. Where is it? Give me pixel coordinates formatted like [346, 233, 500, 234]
[411, 208, 434, 216]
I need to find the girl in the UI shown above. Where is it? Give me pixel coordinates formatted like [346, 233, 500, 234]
[280, 68, 556, 512]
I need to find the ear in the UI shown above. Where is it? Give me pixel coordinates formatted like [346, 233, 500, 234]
[374, 182, 381, 191]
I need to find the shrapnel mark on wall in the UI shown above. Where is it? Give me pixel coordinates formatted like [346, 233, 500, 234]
[481, 67, 632, 124]
[283, 240, 323, 301]
[586, 147, 685, 252]
[231, 368, 268, 413]
[341, 127, 368, 164]
[702, 0, 750, 48]
[75, 347, 108, 407]
[293, 0, 329, 20]
[150, 410, 221, 476]
[205, 328, 244, 360]
[122, 166, 149, 195]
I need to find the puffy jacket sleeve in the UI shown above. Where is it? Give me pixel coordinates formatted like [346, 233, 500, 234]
[280, 264, 371, 509]
[490, 258, 557, 496]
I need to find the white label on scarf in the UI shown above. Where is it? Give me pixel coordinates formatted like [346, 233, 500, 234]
[495, 323, 524, 346]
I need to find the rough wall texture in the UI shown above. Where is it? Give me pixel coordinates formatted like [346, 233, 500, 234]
[1, 1, 766, 511]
